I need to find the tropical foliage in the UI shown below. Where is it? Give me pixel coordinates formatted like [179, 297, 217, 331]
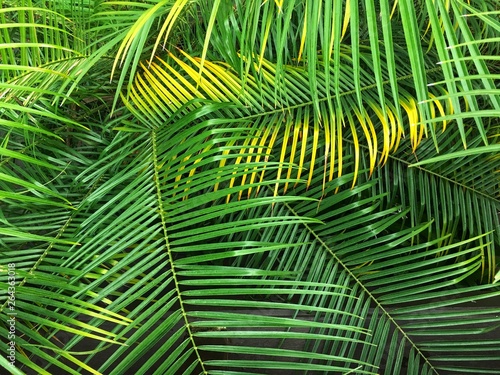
[1, 0, 499, 374]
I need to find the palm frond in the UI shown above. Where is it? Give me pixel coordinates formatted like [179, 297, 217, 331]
[1, 1, 499, 374]
[3, 97, 497, 373]
[236, 168, 500, 374]
[129, 48, 455, 194]
[362, 127, 500, 281]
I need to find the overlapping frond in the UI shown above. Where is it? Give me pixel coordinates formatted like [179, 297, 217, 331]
[4, 101, 496, 374]
[0, 103, 371, 373]
[357, 127, 500, 282]
[1, 0, 499, 374]
[129, 48, 455, 195]
[0, 0, 93, 103]
[234, 167, 500, 374]
[0, 124, 129, 374]
[170, 0, 499, 145]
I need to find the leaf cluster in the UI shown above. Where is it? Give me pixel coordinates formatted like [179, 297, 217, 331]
[0, 1, 499, 374]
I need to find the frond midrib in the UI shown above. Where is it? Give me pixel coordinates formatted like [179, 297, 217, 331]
[150, 127, 206, 374]
[345, 137, 500, 205]
[279, 192, 442, 375]
[231, 66, 444, 123]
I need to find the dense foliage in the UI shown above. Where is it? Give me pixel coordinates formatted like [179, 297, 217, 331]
[0, 1, 499, 374]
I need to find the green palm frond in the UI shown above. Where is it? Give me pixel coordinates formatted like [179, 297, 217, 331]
[3, 102, 496, 373]
[128, 48, 453, 191]
[365, 128, 500, 281]
[0, 0, 92, 101]
[1, 1, 500, 374]
[234, 168, 500, 374]
[176, 0, 499, 139]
